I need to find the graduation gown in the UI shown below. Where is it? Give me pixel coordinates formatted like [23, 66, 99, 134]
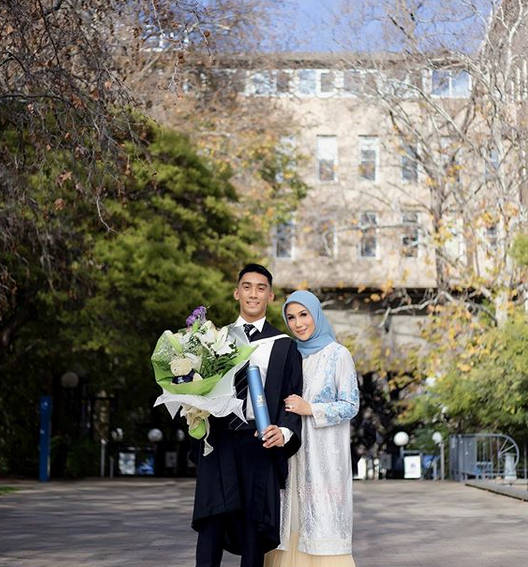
[192, 321, 303, 555]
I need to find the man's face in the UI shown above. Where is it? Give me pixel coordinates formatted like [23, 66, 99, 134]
[234, 272, 274, 322]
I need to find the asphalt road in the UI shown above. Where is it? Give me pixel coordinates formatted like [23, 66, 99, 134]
[0, 478, 527, 566]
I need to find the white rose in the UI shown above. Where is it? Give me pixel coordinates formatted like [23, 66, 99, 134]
[170, 357, 193, 377]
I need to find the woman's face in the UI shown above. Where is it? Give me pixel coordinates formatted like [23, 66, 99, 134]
[285, 302, 315, 341]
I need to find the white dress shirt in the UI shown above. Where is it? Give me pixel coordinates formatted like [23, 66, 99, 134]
[233, 316, 293, 444]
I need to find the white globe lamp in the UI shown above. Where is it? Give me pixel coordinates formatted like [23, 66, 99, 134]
[148, 428, 163, 443]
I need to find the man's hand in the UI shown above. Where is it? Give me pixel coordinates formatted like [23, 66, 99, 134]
[261, 424, 285, 448]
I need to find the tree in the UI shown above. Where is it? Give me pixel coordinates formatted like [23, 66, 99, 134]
[1, 1, 308, 476]
[0, 118, 256, 475]
[328, 0, 528, 325]
[405, 308, 528, 441]
[1, 0, 292, 327]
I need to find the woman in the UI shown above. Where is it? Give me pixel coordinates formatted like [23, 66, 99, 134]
[265, 290, 360, 567]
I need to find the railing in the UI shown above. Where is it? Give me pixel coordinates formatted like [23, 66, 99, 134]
[449, 433, 520, 482]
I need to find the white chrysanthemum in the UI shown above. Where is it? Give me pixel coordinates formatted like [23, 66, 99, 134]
[170, 357, 193, 377]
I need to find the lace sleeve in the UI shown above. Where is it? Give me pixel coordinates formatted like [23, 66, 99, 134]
[310, 347, 360, 428]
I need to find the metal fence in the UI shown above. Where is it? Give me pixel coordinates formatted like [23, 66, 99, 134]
[449, 433, 520, 481]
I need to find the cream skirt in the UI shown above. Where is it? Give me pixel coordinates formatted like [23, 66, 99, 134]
[264, 532, 356, 567]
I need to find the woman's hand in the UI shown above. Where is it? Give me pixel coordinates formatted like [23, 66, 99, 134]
[284, 394, 312, 416]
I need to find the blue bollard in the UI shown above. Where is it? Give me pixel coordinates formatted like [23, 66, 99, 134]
[39, 396, 52, 482]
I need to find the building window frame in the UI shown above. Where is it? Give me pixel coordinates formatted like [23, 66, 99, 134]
[342, 69, 379, 97]
[317, 69, 337, 96]
[401, 211, 419, 258]
[316, 135, 338, 183]
[401, 143, 418, 183]
[359, 136, 379, 182]
[273, 219, 295, 259]
[297, 69, 317, 96]
[431, 69, 471, 98]
[359, 211, 378, 258]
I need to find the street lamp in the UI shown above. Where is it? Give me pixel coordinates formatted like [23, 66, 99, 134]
[148, 428, 163, 443]
[393, 431, 410, 479]
[60, 371, 79, 389]
[108, 428, 124, 479]
[432, 431, 445, 480]
[111, 428, 124, 442]
[393, 431, 409, 459]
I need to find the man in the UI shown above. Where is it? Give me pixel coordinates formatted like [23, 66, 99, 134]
[193, 263, 303, 567]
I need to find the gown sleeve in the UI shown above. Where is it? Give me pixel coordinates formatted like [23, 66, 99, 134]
[310, 346, 360, 428]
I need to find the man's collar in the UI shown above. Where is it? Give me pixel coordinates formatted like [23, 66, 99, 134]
[234, 315, 266, 332]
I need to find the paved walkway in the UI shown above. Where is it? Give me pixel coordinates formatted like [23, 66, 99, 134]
[1, 479, 527, 566]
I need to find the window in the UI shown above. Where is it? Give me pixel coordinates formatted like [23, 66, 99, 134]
[359, 137, 378, 181]
[316, 135, 338, 182]
[276, 71, 292, 94]
[486, 225, 498, 249]
[298, 69, 317, 95]
[315, 220, 337, 257]
[360, 212, 377, 258]
[320, 71, 335, 94]
[402, 144, 418, 183]
[343, 70, 363, 95]
[401, 211, 419, 257]
[274, 221, 294, 258]
[386, 70, 423, 98]
[250, 71, 275, 95]
[343, 70, 378, 96]
[432, 70, 471, 98]
[275, 136, 296, 183]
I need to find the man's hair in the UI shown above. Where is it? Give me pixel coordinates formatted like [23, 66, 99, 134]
[237, 263, 273, 286]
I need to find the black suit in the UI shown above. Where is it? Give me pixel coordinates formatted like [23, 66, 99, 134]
[193, 321, 303, 567]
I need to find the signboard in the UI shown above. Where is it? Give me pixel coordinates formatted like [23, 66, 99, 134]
[404, 455, 422, 479]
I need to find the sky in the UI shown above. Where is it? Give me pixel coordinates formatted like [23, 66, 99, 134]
[266, 0, 496, 54]
[271, 0, 344, 52]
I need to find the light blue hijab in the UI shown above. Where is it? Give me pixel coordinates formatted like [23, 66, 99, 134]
[282, 290, 336, 358]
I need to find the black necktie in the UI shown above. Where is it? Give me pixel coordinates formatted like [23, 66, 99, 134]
[243, 323, 256, 340]
[229, 361, 250, 430]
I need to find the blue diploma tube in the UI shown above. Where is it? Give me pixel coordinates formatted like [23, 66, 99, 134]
[247, 365, 271, 438]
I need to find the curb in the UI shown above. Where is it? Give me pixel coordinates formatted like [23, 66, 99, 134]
[466, 480, 528, 502]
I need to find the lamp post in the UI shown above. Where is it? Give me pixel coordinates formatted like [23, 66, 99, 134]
[393, 431, 409, 459]
[393, 431, 409, 480]
[432, 431, 445, 480]
[148, 428, 163, 476]
[109, 428, 124, 479]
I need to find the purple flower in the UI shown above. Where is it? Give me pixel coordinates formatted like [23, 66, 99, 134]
[186, 305, 207, 327]
[193, 306, 207, 321]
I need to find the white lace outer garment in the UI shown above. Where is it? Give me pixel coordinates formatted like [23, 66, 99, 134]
[278, 342, 360, 555]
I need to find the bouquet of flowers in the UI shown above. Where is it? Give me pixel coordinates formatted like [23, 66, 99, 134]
[151, 306, 254, 455]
